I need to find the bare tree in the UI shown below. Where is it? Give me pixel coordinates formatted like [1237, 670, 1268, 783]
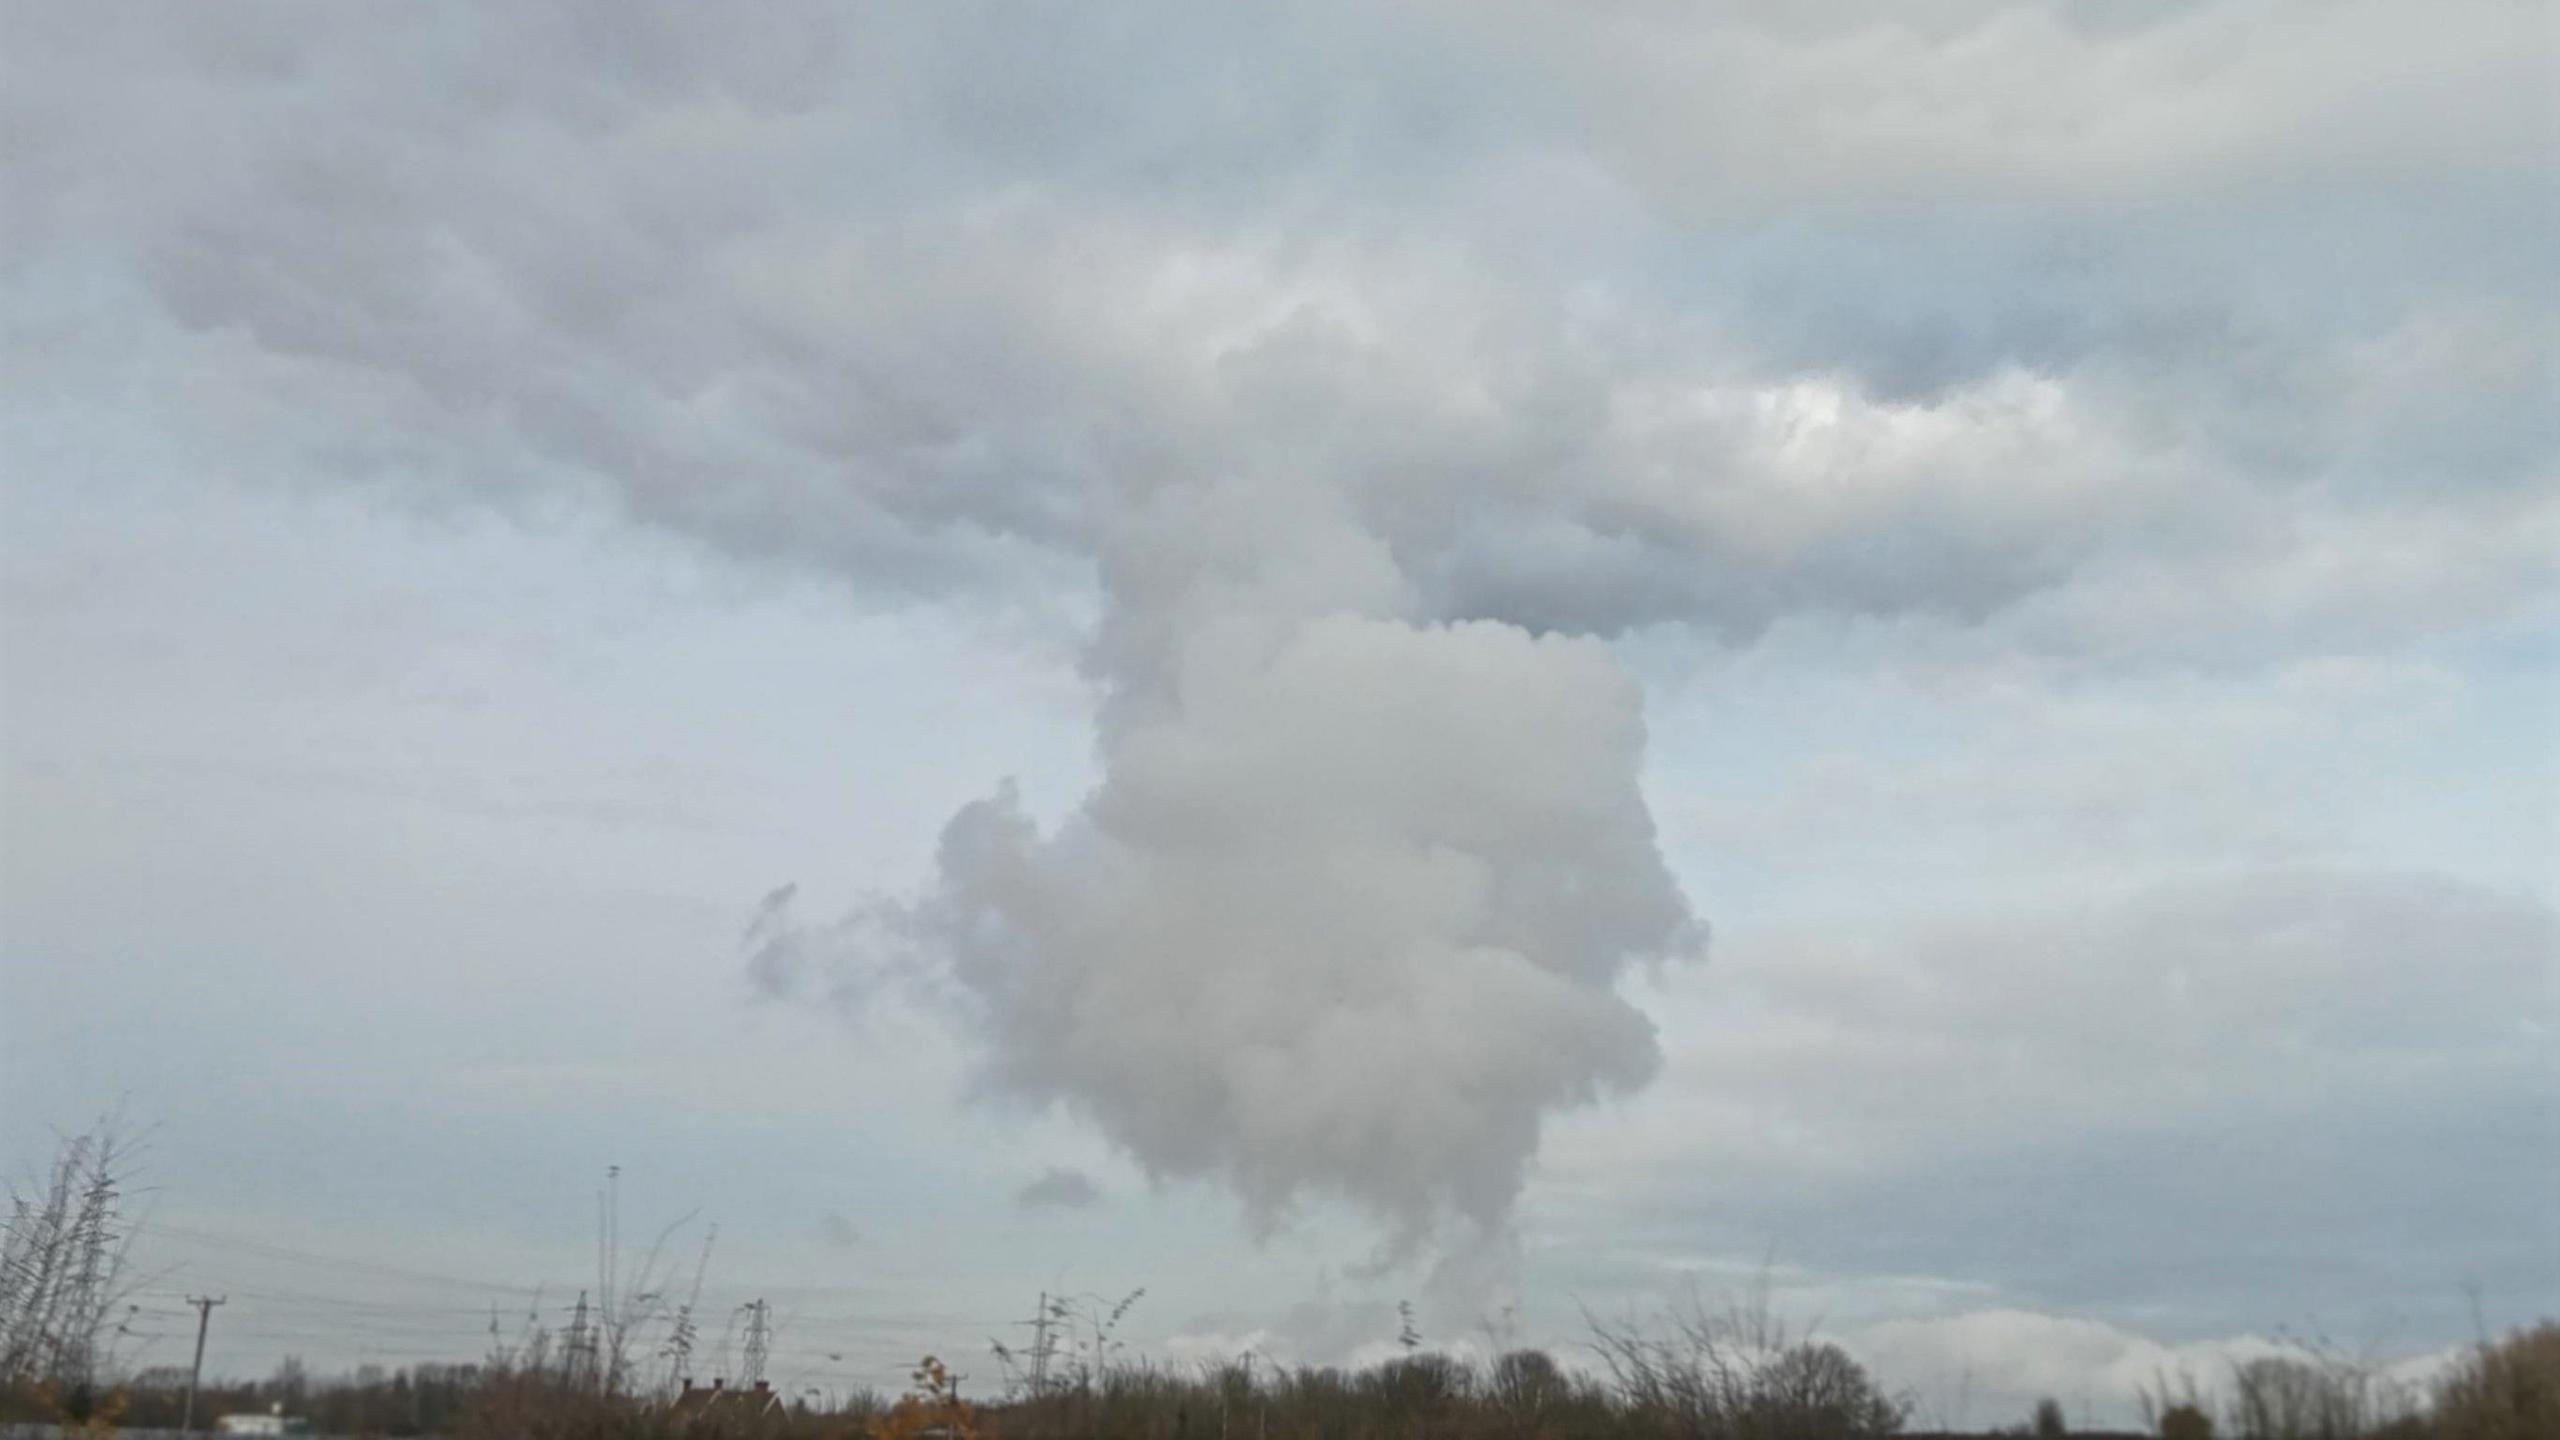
[1587, 1275, 1907, 1439]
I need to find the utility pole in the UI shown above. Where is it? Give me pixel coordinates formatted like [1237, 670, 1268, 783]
[180, 1295, 225, 1436]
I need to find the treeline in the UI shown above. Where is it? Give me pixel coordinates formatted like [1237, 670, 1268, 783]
[8, 1319, 2552, 1440]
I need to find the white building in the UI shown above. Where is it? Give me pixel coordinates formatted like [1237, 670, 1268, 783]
[214, 1412, 312, 1436]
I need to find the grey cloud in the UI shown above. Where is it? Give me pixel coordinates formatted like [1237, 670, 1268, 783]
[7, 2, 2549, 655]
[1013, 1166, 1102, 1212]
[740, 884, 802, 996]
[1677, 867, 2556, 1160]
[1873, 868, 2548, 1081]
[1582, 1081, 2556, 1355]
[1468, 0, 2551, 213]
[1542, 866, 2557, 1341]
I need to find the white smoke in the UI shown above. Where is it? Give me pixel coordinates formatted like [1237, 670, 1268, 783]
[759, 478, 1703, 1249]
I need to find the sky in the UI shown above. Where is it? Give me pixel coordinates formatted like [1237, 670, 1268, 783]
[1, 0, 2554, 1426]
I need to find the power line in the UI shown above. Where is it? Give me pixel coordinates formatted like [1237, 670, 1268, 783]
[143, 1223, 545, 1297]
[144, 1283, 527, 1317]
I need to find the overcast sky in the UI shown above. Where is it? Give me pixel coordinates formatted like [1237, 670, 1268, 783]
[2, 1, 2554, 1425]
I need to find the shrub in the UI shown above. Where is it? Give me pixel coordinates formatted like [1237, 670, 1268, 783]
[1491, 1347, 1571, 1432]
[2159, 1400, 2214, 1440]
[1751, 1341, 1907, 1439]
[1589, 1284, 1907, 1440]
[869, 1356, 978, 1440]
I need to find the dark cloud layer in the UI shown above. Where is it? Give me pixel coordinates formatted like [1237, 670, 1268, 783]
[7, 2, 2547, 649]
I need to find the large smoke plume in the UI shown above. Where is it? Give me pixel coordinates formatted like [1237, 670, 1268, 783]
[757, 476, 1704, 1246]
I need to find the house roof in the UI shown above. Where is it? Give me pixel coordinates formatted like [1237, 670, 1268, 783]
[669, 1378, 783, 1419]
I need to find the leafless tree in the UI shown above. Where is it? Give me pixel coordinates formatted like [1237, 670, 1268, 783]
[1586, 1274, 1907, 1439]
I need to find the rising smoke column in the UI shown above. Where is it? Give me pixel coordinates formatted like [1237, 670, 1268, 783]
[765, 475, 1705, 1249]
